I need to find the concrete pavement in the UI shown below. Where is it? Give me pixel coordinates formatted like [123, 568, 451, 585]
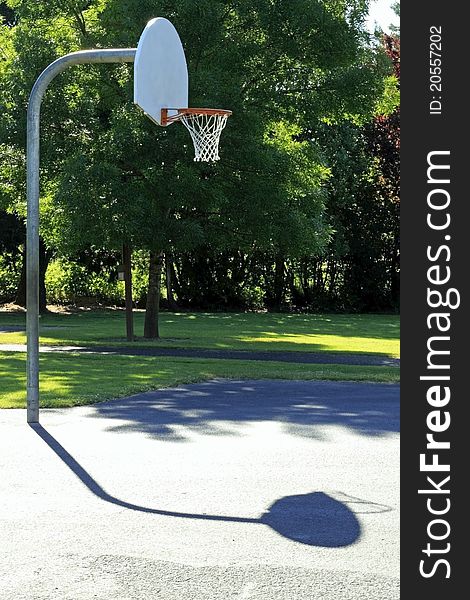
[0, 380, 400, 599]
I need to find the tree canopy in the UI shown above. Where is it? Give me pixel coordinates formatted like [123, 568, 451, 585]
[0, 0, 398, 324]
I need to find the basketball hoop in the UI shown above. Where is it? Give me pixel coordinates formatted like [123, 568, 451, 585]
[134, 20, 231, 161]
[161, 108, 232, 162]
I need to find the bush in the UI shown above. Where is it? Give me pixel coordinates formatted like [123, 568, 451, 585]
[44, 253, 150, 307]
[0, 253, 22, 303]
[45, 259, 124, 305]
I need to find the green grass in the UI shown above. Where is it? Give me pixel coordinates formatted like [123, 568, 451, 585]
[0, 310, 400, 357]
[0, 311, 399, 409]
[0, 351, 399, 409]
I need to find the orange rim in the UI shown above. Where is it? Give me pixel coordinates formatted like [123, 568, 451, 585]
[161, 107, 232, 126]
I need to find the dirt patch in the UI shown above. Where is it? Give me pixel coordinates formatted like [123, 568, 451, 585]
[0, 303, 146, 314]
[0, 303, 26, 313]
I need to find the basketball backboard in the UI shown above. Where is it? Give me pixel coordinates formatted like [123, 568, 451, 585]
[134, 17, 188, 126]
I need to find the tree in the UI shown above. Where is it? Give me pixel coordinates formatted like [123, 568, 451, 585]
[364, 33, 400, 309]
[0, 0, 87, 311]
[1, 1, 389, 326]
[285, 31, 399, 312]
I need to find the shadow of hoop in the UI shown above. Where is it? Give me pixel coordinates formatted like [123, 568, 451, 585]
[30, 424, 391, 548]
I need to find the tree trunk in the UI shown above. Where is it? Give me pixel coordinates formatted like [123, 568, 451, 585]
[15, 249, 26, 307]
[144, 251, 163, 339]
[390, 235, 400, 309]
[170, 257, 182, 300]
[164, 253, 178, 310]
[272, 254, 285, 311]
[328, 259, 338, 295]
[122, 244, 134, 341]
[15, 238, 51, 313]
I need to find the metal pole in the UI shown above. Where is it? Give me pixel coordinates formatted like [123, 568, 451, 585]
[26, 48, 136, 423]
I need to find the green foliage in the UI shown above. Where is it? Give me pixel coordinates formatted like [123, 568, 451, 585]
[289, 118, 397, 312]
[0, 253, 21, 300]
[286, 36, 399, 312]
[375, 75, 399, 116]
[45, 258, 123, 304]
[0, 211, 24, 302]
[0, 0, 396, 314]
[43, 250, 150, 306]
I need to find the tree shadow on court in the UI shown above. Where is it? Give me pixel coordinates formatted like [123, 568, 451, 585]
[29, 423, 394, 548]
[90, 379, 399, 441]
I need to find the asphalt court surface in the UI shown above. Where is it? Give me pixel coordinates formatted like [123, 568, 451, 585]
[0, 379, 400, 599]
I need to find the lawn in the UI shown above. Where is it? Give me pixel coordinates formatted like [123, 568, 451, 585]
[0, 351, 399, 409]
[0, 310, 400, 357]
[0, 310, 399, 409]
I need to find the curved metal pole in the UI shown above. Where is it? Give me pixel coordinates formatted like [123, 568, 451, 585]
[26, 49, 136, 423]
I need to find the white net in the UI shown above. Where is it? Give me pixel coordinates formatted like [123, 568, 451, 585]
[180, 111, 230, 162]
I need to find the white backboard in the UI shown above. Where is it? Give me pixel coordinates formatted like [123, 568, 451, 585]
[134, 18, 188, 126]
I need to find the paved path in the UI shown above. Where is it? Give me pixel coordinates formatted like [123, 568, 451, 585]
[0, 380, 399, 599]
[0, 342, 399, 366]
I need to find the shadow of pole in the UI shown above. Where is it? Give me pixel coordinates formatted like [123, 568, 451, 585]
[30, 423, 383, 547]
[29, 423, 250, 522]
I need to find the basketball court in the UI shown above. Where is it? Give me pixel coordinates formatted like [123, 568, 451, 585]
[12, 17, 400, 599]
[1, 380, 399, 599]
